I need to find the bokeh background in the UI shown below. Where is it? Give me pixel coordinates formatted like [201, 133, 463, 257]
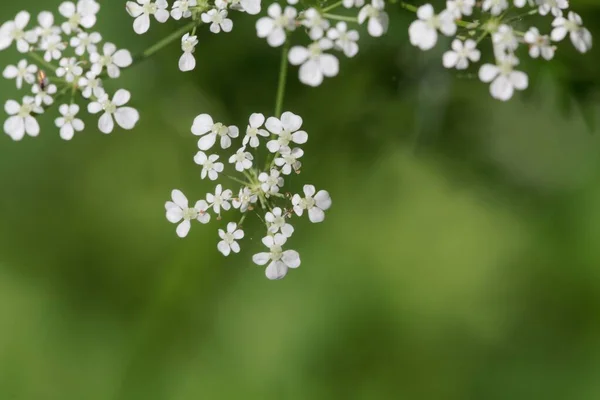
[1, 0, 600, 398]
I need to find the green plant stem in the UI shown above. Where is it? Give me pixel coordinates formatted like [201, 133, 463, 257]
[323, 13, 358, 22]
[399, 1, 418, 12]
[26, 51, 57, 72]
[131, 20, 200, 67]
[321, 0, 344, 13]
[274, 40, 290, 117]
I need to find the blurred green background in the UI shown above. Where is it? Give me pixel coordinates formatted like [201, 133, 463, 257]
[2, 0, 600, 398]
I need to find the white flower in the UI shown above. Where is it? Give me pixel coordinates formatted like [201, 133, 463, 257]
[243, 113, 269, 148]
[265, 111, 308, 152]
[171, 0, 197, 19]
[292, 185, 332, 222]
[56, 57, 83, 83]
[217, 222, 244, 256]
[287, 0, 299, 4]
[55, 104, 84, 140]
[0, 11, 37, 53]
[482, 0, 509, 16]
[343, 0, 365, 9]
[232, 187, 257, 212]
[327, 22, 359, 58]
[538, 0, 568, 17]
[513, 0, 528, 7]
[258, 168, 284, 196]
[40, 35, 67, 62]
[32, 83, 57, 106]
[165, 189, 210, 238]
[216, 0, 261, 15]
[126, 0, 169, 34]
[408, 4, 456, 50]
[443, 39, 480, 70]
[90, 43, 133, 78]
[59, 0, 100, 35]
[206, 184, 233, 214]
[179, 33, 198, 71]
[265, 207, 294, 237]
[70, 31, 102, 56]
[302, 8, 329, 40]
[87, 89, 140, 133]
[34, 11, 61, 42]
[445, 0, 475, 18]
[78, 71, 104, 98]
[524, 27, 555, 60]
[256, 3, 297, 47]
[492, 24, 518, 54]
[201, 9, 233, 34]
[194, 151, 224, 180]
[228, 147, 254, 172]
[289, 39, 339, 87]
[192, 114, 239, 150]
[274, 146, 303, 174]
[252, 234, 300, 280]
[478, 55, 528, 101]
[3, 97, 43, 141]
[358, 0, 389, 38]
[551, 11, 592, 54]
[2, 60, 37, 89]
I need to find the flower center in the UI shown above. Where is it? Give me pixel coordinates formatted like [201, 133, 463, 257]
[182, 207, 199, 220]
[300, 196, 315, 209]
[270, 246, 283, 261]
[498, 60, 514, 76]
[103, 100, 117, 113]
[143, 3, 158, 14]
[11, 27, 24, 40]
[247, 127, 258, 137]
[204, 160, 214, 169]
[223, 232, 235, 244]
[100, 54, 112, 66]
[18, 104, 32, 117]
[69, 13, 81, 27]
[308, 42, 323, 59]
[212, 122, 229, 136]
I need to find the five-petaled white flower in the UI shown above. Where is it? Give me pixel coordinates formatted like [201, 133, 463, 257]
[165, 189, 211, 238]
[292, 185, 332, 223]
[551, 11, 592, 54]
[327, 22, 359, 58]
[90, 43, 133, 78]
[34, 11, 61, 42]
[274, 146, 303, 174]
[201, 9, 233, 34]
[266, 207, 294, 237]
[206, 184, 233, 214]
[41, 35, 66, 62]
[256, 3, 297, 47]
[258, 168, 284, 196]
[302, 8, 330, 40]
[0, 11, 37, 53]
[252, 234, 300, 280]
[192, 114, 239, 150]
[78, 72, 104, 98]
[232, 187, 257, 212]
[70, 31, 102, 56]
[59, 0, 100, 35]
[445, 0, 475, 18]
[87, 89, 140, 133]
[443, 39, 481, 70]
[229, 147, 254, 171]
[55, 104, 84, 140]
[2, 59, 37, 89]
[492, 24, 518, 54]
[3, 97, 43, 141]
[482, 0, 509, 16]
[479, 55, 528, 101]
[538, 0, 568, 17]
[524, 27, 555, 60]
[408, 4, 456, 51]
[171, 0, 197, 19]
[56, 57, 83, 83]
[126, 0, 169, 35]
[358, 0, 389, 38]
[32, 83, 57, 106]
[194, 151, 224, 180]
[179, 33, 198, 71]
[289, 38, 339, 87]
[243, 113, 269, 148]
[265, 111, 308, 153]
[217, 222, 244, 256]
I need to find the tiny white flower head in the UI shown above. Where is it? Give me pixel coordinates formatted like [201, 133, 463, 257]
[3, 97, 43, 141]
[179, 33, 198, 72]
[126, 0, 170, 34]
[551, 11, 592, 54]
[524, 27, 555, 60]
[55, 104, 84, 140]
[289, 38, 339, 87]
[192, 114, 239, 150]
[87, 89, 140, 133]
[232, 186, 257, 212]
[59, 0, 100, 34]
[34, 11, 61, 42]
[256, 3, 297, 47]
[243, 112, 269, 148]
[274, 146, 303, 174]
[0, 11, 37, 53]
[343, 0, 365, 9]
[539, 0, 568, 17]
[287, 0, 299, 4]
[56, 57, 83, 83]
[201, 9, 233, 34]
[327, 22, 359, 58]
[513, 0, 527, 7]
[40, 35, 67, 62]
[492, 24, 518, 54]
[90, 43, 133, 78]
[78, 71, 104, 99]
[292, 184, 332, 222]
[252, 233, 300, 280]
[408, 4, 456, 50]
[445, 0, 475, 18]
[266, 207, 294, 237]
[478, 55, 528, 101]
[443, 39, 480, 70]
[358, 0, 389, 38]
[171, 0, 198, 20]
[70, 31, 102, 56]
[217, 0, 262, 15]
[481, 0, 509, 16]
[228, 147, 254, 172]
[32, 83, 57, 106]
[2, 60, 37, 89]
[265, 111, 308, 152]
[302, 8, 330, 40]
[206, 184, 233, 214]
[217, 222, 244, 256]
[165, 189, 211, 238]
[258, 168, 284, 196]
[194, 151, 224, 180]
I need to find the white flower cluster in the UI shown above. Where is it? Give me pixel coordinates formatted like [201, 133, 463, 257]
[407, 0, 592, 101]
[165, 111, 332, 280]
[0, 1, 140, 140]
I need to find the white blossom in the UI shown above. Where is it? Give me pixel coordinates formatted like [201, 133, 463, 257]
[265, 111, 308, 153]
[32, 83, 57, 106]
[443, 39, 480, 70]
[165, 189, 210, 238]
[179, 33, 198, 72]
[228, 147, 254, 172]
[492, 24, 519, 54]
[59, 0, 100, 35]
[358, 0, 389, 38]
[232, 187, 257, 212]
[87, 89, 140, 133]
[343, 0, 365, 9]
[408, 4, 456, 51]
[56, 57, 83, 83]
[192, 114, 239, 150]
[289, 39, 339, 87]
[266, 207, 294, 237]
[126, 0, 169, 34]
[216, 0, 261, 15]
[55, 103, 84, 140]
[41, 35, 67, 62]
[78, 72, 104, 98]
[445, 0, 475, 18]
[292, 185, 331, 222]
[70, 31, 102, 56]
[551, 11, 592, 54]
[258, 168, 284, 196]
[327, 22, 359, 58]
[538, 0, 568, 17]
[201, 9, 233, 34]
[0, 11, 37, 53]
[217, 222, 244, 256]
[3, 97, 43, 141]
[34, 11, 61, 42]
[479, 55, 528, 101]
[482, 0, 509, 16]
[206, 184, 233, 214]
[243, 112, 269, 148]
[252, 234, 300, 280]
[194, 151, 224, 180]
[256, 3, 297, 47]
[524, 27, 555, 60]
[2, 60, 37, 89]
[302, 8, 330, 40]
[171, 0, 197, 19]
[90, 43, 133, 78]
[274, 146, 303, 174]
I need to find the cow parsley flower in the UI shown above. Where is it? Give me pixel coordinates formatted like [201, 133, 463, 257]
[179, 33, 198, 71]
[243, 112, 269, 148]
[408, 4, 456, 51]
[252, 234, 300, 280]
[194, 151, 224, 180]
[216, 0, 261, 15]
[482, 0, 509, 16]
[192, 114, 239, 150]
[524, 27, 555, 60]
[201, 9, 233, 34]
[292, 185, 332, 223]
[327, 22, 359, 58]
[289, 39, 339, 87]
[40, 35, 66, 62]
[358, 0, 389, 38]
[90, 43, 133, 78]
[258, 168, 284, 196]
[2, 60, 37, 89]
[56, 57, 83, 83]
[0, 11, 37, 53]
[206, 184, 233, 214]
[443, 39, 480, 70]
[256, 3, 297, 47]
[265, 111, 308, 153]
[445, 0, 475, 18]
[70, 31, 102, 56]
[171, 0, 197, 20]
[59, 0, 100, 34]
[34, 11, 60, 42]
[551, 11, 592, 54]
[55, 104, 84, 140]
[479, 55, 528, 101]
[302, 8, 330, 40]
[32, 83, 57, 106]
[492, 24, 519, 54]
[217, 222, 244, 256]
[232, 187, 257, 212]
[87, 89, 140, 133]
[78, 72, 104, 98]
[228, 147, 254, 172]
[266, 207, 294, 237]
[3, 97, 43, 141]
[165, 189, 211, 238]
[274, 146, 303, 174]
[538, 0, 568, 17]
[126, 0, 169, 34]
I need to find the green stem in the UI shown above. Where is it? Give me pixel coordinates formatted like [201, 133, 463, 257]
[321, 0, 344, 13]
[274, 40, 290, 118]
[505, 8, 538, 23]
[131, 20, 200, 67]
[322, 13, 358, 22]
[399, 1, 418, 12]
[26, 51, 58, 72]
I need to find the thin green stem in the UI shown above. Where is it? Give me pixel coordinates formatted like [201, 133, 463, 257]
[321, 0, 344, 13]
[274, 40, 290, 118]
[26, 51, 58, 72]
[323, 13, 358, 22]
[226, 175, 251, 186]
[131, 20, 200, 67]
[399, 1, 418, 12]
[505, 8, 538, 23]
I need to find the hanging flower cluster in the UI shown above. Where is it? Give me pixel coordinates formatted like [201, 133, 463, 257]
[0, 0, 140, 140]
[407, 0, 592, 101]
[165, 111, 332, 280]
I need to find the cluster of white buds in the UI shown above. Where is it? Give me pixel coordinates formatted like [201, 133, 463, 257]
[165, 111, 332, 280]
[407, 0, 592, 101]
[0, 1, 140, 140]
